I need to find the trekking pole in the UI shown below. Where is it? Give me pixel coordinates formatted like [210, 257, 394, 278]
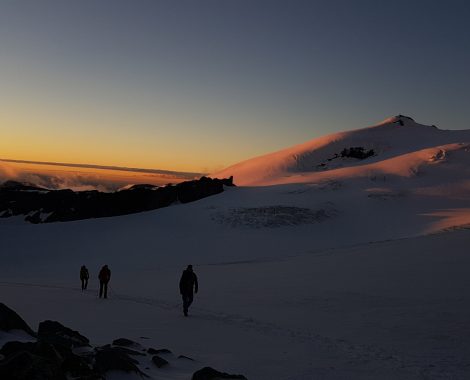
[107, 284, 123, 300]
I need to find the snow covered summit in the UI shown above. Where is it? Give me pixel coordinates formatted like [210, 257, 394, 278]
[212, 116, 470, 186]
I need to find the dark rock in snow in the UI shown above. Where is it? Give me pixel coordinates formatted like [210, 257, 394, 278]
[178, 355, 195, 361]
[57, 346, 97, 378]
[0, 340, 97, 379]
[151, 355, 169, 368]
[25, 211, 42, 224]
[101, 344, 145, 356]
[93, 346, 146, 377]
[0, 308, 100, 380]
[176, 176, 233, 203]
[340, 147, 375, 160]
[0, 303, 36, 337]
[148, 348, 172, 355]
[192, 366, 248, 380]
[0, 350, 65, 380]
[38, 320, 90, 348]
[0, 304, 247, 380]
[396, 114, 415, 122]
[0, 341, 37, 357]
[26, 341, 62, 363]
[0, 176, 234, 223]
[112, 338, 137, 347]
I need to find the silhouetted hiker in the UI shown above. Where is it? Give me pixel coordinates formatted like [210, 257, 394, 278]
[80, 265, 89, 291]
[98, 265, 111, 299]
[179, 265, 198, 316]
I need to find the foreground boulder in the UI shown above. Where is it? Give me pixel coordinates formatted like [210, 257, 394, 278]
[101, 343, 145, 356]
[0, 341, 61, 362]
[0, 304, 247, 380]
[151, 355, 169, 368]
[192, 366, 248, 380]
[61, 351, 97, 379]
[38, 320, 90, 348]
[148, 347, 172, 355]
[0, 340, 97, 379]
[93, 346, 147, 377]
[0, 303, 36, 337]
[0, 351, 65, 380]
[0, 341, 37, 357]
[112, 338, 138, 347]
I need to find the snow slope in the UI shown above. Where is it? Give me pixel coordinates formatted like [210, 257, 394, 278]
[1, 116, 470, 379]
[212, 116, 470, 186]
[2, 228, 470, 380]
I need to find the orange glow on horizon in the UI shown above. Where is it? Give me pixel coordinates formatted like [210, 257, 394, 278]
[0, 160, 202, 191]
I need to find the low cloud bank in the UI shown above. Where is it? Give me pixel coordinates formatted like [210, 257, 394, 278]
[0, 161, 201, 192]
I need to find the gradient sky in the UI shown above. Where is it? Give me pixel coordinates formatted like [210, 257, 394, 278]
[1, 0, 469, 172]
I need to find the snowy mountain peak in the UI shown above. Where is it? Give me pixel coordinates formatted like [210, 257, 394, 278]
[366, 115, 438, 133]
[375, 115, 415, 126]
[212, 117, 470, 186]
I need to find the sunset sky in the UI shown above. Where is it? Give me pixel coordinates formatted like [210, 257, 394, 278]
[1, 0, 470, 173]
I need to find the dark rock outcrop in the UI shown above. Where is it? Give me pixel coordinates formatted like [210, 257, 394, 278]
[340, 147, 375, 160]
[0, 350, 66, 380]
[60, 349, 97, 379]
[0, 341, 37, 357]
[0, 303, 36, 337]
[101, 344, 145, 356]
[396, 114, 415, 122]
[93, 346, 146, 377]
[316, 147, 375, 170]
[0, 340, 96, 379]
[0, 176, 235, 223]
[178, 355, 195, 361]
[192, 366, 248, 380]
[112, 338, 137, 347]
[151, 355, 169, 368]
[148, 348, 172, 355]
[37, 320, 90, 348]
[176, 176, 234, 203]
[0, 304, 247, 380]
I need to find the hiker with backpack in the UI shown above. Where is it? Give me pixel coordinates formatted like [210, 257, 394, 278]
[98, 265, 111, 299]
[179, 265, 198, 316]
[80, 265, 89, 291]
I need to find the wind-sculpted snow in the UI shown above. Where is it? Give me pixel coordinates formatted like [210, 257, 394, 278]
[212, 204, 336, 228]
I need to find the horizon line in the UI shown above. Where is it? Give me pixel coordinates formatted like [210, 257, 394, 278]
[0, 158, 205, 178]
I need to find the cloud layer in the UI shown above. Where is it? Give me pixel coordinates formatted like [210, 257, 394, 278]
[0, 160, 201, 192]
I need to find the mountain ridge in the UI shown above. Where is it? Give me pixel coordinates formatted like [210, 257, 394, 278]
[212, 115, 470, 186]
